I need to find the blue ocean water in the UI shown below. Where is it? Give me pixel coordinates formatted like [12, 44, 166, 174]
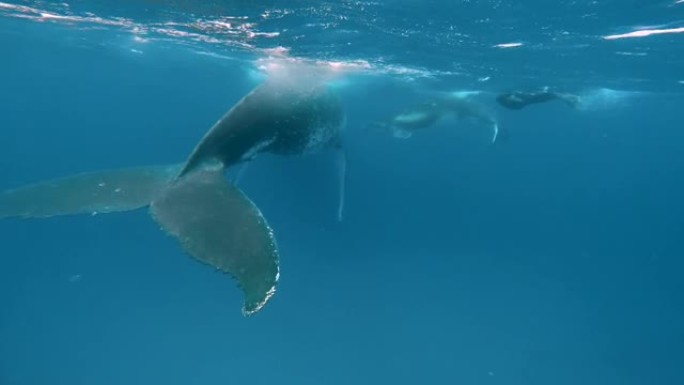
[1, 1, 683, 384]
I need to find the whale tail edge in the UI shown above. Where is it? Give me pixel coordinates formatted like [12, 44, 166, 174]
[0, 165, 280, 316]
[0, 165, 181, 220]
[150, 167, 279, 316]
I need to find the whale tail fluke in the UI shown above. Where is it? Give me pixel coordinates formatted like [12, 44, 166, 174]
[150, 167, 279, 316]
[0, 164, 279, 315]
[0, 165, 181, 220]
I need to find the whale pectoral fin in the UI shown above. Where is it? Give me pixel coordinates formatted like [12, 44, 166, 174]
[494, 123, 511, 144]
[150, 168, 279, 316]
[0, 165, 181, 219]
[231, 161, 250, 185]
[334, 148, 346, 222]
[491, 123, 499, 143]
[392, 128, 413, 139]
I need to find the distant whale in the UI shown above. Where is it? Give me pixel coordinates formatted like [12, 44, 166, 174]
[370, 91, 500, 143]
[496, 87, 582, 110]
[0, 70, 347, 315]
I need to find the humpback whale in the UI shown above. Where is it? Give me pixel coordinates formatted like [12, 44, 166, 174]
[496, 87, 582, 110]
[0, 72, 346, 316]
[370, 91, 500, 143]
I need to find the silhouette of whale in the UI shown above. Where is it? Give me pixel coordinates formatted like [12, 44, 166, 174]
[0, 72, 346, 315]
[369, 91, 500, 142]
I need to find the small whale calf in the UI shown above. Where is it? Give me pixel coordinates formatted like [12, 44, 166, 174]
[370, 91, 500, 143]
[496, 87, 582, 110]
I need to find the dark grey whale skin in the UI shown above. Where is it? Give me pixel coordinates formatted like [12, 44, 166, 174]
[180, 80, 344, 177]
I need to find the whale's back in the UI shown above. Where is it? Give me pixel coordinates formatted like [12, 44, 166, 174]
[179, 82, 344, 177]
